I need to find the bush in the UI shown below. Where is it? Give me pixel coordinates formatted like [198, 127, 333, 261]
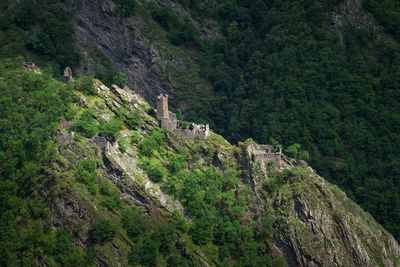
[88, 219, 117, 244]
[167, 18, 199, 46]
[125, 113, 141, 129]
[139, 136, 158, 156]
[100, 119, 123, 141]
[119, 138, 128, 153]
[77, 76, 96, 95]
[122, 209, 147, 240]
[285, 143, 309, 161]
[171, 154, 185, 173]
[130, 131, 142, 145]
[152, 130, 167, 145]
[100, 180, 122, 211]
[112, 72, 128, 87]
[129, 233, 159, 266]
[115, 0, 136, 19]
[71, 110, 98, 138]
[191, 219, 213, 245]
[151, 6, 177, 30]
[146, 161, 167, 182]
[75, 159, 99, 194]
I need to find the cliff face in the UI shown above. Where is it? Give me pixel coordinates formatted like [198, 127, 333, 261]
[61, 0, 165, 99]
[48, 78, 400, 266]
[250, 165, 400, 266]
[62, 0, 206, 104]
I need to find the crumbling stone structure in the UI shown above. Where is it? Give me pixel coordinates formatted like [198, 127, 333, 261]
[156, 94, 209, 139]
[174, 123, 210, 140]
[63, 67, 72, 83]
[248, 143, 282, 169]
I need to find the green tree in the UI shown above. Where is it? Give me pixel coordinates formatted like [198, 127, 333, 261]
[113, 72, 128, 87]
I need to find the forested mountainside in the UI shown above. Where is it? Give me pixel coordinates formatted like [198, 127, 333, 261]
[1, 0, 400, 265]
[2, 0, 399, 243]
[1, 58, 399, 266]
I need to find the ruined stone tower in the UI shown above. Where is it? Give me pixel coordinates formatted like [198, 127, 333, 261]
[63, 67, 72, 83]
[157, 94, 169, 121]
[155, 94, 209, 139]
[156, 94, 178, 130]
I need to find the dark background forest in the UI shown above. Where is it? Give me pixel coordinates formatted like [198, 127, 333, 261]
[174, 0, 400, 240]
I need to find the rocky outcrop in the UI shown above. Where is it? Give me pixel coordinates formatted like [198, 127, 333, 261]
[61, 0, 173, 100]
[249, 163, 400, 267]
[332, 0, 377, 29]
[50, 80, 400, 266]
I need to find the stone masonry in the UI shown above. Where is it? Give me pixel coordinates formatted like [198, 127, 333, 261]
[248, 143, 282, 169]
[156, 94, 209, 139]
[63, 67, 72, 83]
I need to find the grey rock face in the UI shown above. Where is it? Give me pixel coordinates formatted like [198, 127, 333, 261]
[63, 0, 171, 100]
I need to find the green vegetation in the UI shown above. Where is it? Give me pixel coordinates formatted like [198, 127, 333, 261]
[89, 219, 117, 244]
[0, 57, 93, 265]
[1, 0, 400, 265]
[150, 4, 199, 46]
[113, 72, 128, 88]
[363, 0, 400, 40]
[134, 129, 278, 265]
[77, 76, 96, 95]
[71, 109, 98, 138]
[0, 0, 80, 75]
[114, 0, 136, 19]
[100, 119, 123, 141]
[174, 0, 400, 240]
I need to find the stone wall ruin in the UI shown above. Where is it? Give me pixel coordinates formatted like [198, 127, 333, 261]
[156, 94, 209, 139]
[248, 143, 282, 169]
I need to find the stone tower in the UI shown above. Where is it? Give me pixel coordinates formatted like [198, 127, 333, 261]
[157, 94, 169, 121]
[63, 67, 72, 83]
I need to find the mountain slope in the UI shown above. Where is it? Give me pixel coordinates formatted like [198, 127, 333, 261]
[2, 0, 399, 241]
[2, 59, 398, 266]
[53, 0, 400, 242]
[42, 71, 400, 266]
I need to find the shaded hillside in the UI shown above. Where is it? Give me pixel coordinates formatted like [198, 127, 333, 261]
[0, 58, 399, 266]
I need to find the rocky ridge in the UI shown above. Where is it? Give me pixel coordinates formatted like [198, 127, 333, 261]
[50, 78, 400, 266]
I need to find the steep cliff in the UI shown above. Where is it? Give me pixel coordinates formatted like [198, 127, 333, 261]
[61, 0, 208, 103]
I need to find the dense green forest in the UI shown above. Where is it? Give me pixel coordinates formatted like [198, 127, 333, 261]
[0, 58, 88, 265]
[1, 0, 400, 259]
[159, 0, 400, 240]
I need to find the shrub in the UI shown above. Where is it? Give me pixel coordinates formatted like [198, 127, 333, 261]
[71, 110, 98, 138]
[152, 130, 167, 145]
[285, 143, 310, 161]
[171, 154, 185, 173]
[146, 161, 167, 182]
[77, 76, 96, 95]
[75, 159, 99, 194]
[130, 131, 142, 145]
[100, 119, 123, 141]
[112, 72, 128, 87]
[100, 180, 122, 211]
[119, 138, 128, 153]
[191, 218, 213, 245]
[88, 219, 117, 244]
[151, 6, 177, 30]
[125, 113, 141, 129]
[129, 233, 158, 266]
[139, 136, 158, 156]
[115, 0, 136, 19]
[122, 209, 147, 240]
[152, 223, 176, 253]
